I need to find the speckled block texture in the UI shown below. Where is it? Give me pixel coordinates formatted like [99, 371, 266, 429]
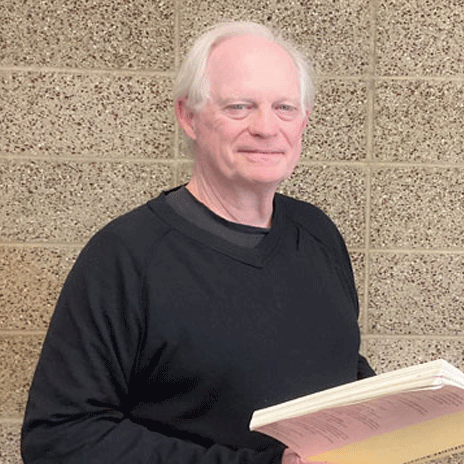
[179, 0, 275, 61]
[376, 0, 464, 76]
[0, 0, 175, 70]
[370, 167, 464, 249]
[180, 0, 371, 75]
[2, 0, 464, 462]
[0, 246, 79, 330]
[368, 253, 464, 335]
[366, 337, 464, 377]
[374, 80, 464, 163]
[0, 72, 175, 159]
[302, 79, 368, 161]
[428, 453, 464, 464]
[0, 160, 174, 243]
[273, 0, 373, 75]
[0, 423, 22, 464]
[0, 334, 44, 419]
[179, 0, 373, 75]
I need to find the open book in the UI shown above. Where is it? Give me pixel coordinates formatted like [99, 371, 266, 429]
[250, 359, 464, 464]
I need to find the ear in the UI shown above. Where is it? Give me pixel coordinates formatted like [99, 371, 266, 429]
[300, 110, 310, 133]
[175, 98, 198, 141]
[303, 110, 310, 127]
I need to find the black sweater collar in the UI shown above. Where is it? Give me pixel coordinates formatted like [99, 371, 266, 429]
[148, 188, 288, 268]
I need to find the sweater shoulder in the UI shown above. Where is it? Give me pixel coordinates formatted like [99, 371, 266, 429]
[104, 198, 170, 241]
[276, 193, 346, 251]
[81, 197, 172, 267]
[276, 194, 358, 310]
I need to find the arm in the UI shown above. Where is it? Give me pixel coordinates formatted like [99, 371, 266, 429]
[358, 354, 375, 379]
[327, 218, 375, 381]
[21, 230, 284, 464]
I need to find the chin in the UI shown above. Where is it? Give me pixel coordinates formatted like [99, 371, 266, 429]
[241, 170, 291, 188]
[234, 156, 297, 188]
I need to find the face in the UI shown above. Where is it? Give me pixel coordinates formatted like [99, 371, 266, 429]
[177, 35, 309, 192]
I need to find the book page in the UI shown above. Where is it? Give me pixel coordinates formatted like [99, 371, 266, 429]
[254, 386, 464, 459]
[306, 409, 464, 464]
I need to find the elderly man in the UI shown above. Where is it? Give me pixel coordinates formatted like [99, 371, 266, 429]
[22, 21, 374, 464]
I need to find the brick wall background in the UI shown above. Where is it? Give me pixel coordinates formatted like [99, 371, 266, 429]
[1, 0, 463, 462]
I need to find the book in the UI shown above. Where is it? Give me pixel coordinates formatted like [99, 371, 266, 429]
[249, 359, 464, 464]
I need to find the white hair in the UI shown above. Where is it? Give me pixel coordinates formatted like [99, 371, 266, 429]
[174, 21, 317, 114]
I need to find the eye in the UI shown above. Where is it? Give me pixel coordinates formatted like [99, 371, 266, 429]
[275, 103, 299, 120]
[223, 102, 253, 119]
[229, 103, 247, 110]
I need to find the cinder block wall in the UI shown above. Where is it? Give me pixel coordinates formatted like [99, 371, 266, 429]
[1, 1, 463, 462]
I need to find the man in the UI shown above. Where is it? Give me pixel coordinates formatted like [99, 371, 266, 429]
[22, 21, 374, 464]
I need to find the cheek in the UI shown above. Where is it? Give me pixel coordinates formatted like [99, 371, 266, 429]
[202, 118, 238, 143]
[195, 121, 222, 149]
[289, 121, 307, 147]
[286, 128, 304, 149]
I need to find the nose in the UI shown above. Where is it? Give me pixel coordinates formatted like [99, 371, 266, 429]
[248, 107, 278, 138]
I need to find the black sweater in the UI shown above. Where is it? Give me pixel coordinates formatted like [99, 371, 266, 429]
[22, 190, 374, 464]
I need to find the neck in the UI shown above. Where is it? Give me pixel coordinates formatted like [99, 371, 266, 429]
[186, 175, 275, 228]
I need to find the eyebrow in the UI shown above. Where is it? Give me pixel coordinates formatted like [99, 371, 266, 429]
[217, 96, 301, 106]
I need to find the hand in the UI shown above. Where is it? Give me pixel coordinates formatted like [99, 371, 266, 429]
[281, 448, 305, 464]
[281, 448, 336, 464]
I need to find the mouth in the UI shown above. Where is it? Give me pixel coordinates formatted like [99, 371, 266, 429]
[237, 149, 286, 165]
[237, 148, 285, 155]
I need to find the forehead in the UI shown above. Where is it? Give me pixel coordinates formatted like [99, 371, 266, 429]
[206, 35, 300, 100]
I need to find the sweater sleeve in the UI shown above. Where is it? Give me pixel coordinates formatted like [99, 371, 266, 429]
[291, 198, 375, 381]
[332, 227, 376, 380]
[21, 229, 284, 464]
[329, 221, 375, 381]
[357, 354, 376, 379]
[331, 226, 376, 380]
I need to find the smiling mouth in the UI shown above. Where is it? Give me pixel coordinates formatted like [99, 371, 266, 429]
[238, 150, 285, 164]
[238, 149, 284, 155]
